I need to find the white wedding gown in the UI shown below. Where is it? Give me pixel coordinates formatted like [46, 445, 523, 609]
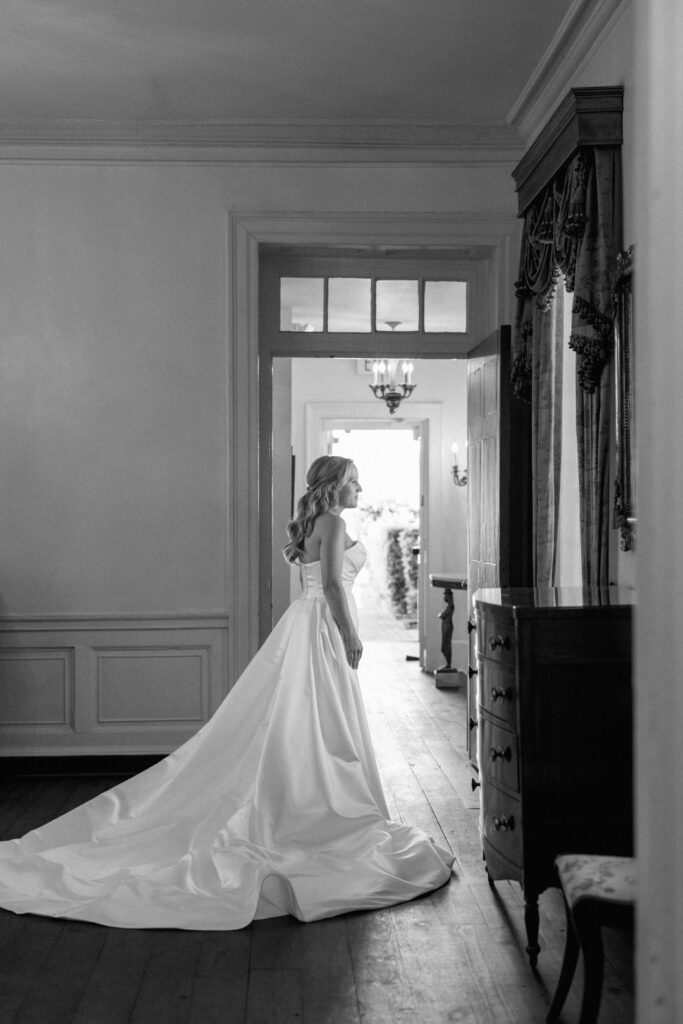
[0, 542, 453, 929]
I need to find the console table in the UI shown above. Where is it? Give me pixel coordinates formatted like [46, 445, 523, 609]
[473, 587, 634, 966]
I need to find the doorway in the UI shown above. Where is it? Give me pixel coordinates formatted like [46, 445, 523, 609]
[245, 226, 513, 681]
[331, 425, 420, 639]
[226, 211, 514, 681]
[270, 355, 468, 674]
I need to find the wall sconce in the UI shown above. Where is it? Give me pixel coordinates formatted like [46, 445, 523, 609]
[451, 442, 467, 486]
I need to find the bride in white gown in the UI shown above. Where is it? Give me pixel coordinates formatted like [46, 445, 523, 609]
[0, 455, 453, 929]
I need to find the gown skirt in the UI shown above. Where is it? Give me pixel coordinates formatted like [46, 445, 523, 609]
[0, 542, 453, 930]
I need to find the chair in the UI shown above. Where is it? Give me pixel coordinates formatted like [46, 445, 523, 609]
[547, 853, 636, 1024]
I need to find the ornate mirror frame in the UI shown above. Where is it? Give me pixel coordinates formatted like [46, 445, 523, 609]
[613, 245, 634, 550]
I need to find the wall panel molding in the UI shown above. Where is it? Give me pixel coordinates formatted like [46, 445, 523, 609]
[0, 614, 228, 631]
[0, 648, 75, 731]
[95, 647, 208, 725]
[0, 119, 523, 164]
[0, 614, 228, 756]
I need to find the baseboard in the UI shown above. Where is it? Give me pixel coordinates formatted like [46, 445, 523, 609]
[0, 754, 164, 778]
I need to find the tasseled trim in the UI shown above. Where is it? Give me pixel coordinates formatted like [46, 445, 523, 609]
[569, 295, 614, 393]
[512, 349, 532, 402]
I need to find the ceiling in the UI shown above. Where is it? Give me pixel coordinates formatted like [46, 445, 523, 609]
[2, 0, 573, 137]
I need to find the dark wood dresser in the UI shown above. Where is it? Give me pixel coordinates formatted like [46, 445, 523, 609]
[473, 587, 634, 965]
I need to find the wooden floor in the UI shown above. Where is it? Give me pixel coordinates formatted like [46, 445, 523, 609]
[0, 639, 634, 1024]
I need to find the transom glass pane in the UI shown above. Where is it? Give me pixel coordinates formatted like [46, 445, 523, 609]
[328, 278, 371, 332]
[424, 280, 467, 333]
[376, 280, 419, 331]
[280, 277, 324, 332]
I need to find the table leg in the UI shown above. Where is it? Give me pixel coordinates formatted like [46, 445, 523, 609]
[524, 890, 541, 967]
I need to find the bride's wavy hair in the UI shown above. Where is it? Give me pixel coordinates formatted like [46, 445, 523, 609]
[283, 455, 354, 563]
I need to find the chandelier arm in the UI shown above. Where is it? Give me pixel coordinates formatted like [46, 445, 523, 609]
[369, 382, 416, 414]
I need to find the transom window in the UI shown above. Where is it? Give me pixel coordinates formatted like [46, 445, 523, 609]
[279, 277, 467, 334]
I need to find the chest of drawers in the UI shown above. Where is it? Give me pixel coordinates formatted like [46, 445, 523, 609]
[474, 587, 634, 966]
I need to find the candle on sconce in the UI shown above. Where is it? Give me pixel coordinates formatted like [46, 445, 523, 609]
[401, 361, 415, 385]
[451, 442, 458, 466]
[372, 361, 379, 386]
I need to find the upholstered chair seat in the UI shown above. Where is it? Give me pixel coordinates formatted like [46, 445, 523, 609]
[547, 853, 636, 1024]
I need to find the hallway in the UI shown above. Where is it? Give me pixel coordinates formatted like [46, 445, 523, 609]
[0, 639, 633, 1023]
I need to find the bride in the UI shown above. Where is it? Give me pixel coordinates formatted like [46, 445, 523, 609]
[0, 455, 453, 929]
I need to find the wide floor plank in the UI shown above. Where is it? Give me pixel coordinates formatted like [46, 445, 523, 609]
[6, 918, 108, 1024]
[71, 928, 159, 1024]
[128, 930, 205, 1024]
[0, 633, 633, 1023]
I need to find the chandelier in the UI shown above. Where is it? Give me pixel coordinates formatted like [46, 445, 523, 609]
[369, 359, 416, 414]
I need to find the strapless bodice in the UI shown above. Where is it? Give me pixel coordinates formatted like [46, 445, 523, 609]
[299, 540, 366, 598]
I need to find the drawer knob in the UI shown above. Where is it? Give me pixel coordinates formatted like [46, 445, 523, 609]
[489, 634, 511, 651]
[489, 745, 512, 763]
[492, 814, 515, 832]
[469, 716, 478, 731]
[471, 777, 481, 791]
[491, 686, 514, 702]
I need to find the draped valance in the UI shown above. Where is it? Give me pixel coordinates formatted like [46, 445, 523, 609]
[511, 88, 623, 402]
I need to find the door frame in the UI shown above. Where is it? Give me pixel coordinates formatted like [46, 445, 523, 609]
[226, 211, 517, 682]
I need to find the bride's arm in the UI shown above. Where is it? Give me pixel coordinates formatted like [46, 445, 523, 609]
[319, 514, 363, 669]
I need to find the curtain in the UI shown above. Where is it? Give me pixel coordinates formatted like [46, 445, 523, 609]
[531, 294, 564, 586]
[512, 146, 622, 586]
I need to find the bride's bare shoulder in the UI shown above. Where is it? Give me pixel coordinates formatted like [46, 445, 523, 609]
[312, 512, 345, 544]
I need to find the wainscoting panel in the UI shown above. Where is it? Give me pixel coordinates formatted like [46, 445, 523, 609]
[96, 648, 208, 724]
[0, 648, 74, 732]
[0, 616, 229, 756]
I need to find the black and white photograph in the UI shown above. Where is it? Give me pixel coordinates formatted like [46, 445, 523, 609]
[0, 2, 678, 1022]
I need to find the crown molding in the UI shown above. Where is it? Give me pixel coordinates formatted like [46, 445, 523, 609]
[0, 118, 523, 164]
[507, 0, 630, 146]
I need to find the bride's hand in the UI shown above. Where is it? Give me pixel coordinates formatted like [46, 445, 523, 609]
[344, 632, 363, 670]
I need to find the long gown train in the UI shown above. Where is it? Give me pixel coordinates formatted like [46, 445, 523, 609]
[0, 542, 453, 929]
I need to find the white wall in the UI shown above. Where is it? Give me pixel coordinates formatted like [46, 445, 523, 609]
[0, 160, 516, 622]
[0, 155, 516, 752]
[0, 165, 229, 616]
[633, 2, 683, 1019]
